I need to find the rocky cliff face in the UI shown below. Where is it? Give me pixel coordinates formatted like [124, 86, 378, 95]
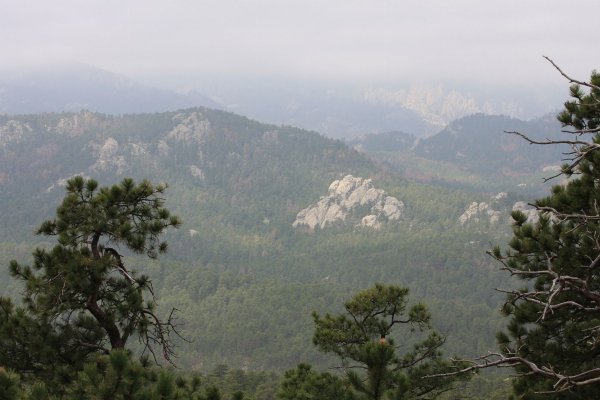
[0, 120, 31, 146]
[458, 192, 507, 225]
[458, 192, 539, 225]
[293, 175, 404, 230]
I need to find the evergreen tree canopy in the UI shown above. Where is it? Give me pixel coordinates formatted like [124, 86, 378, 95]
[0, 177, 181, 389]
[497, 67, 600, 398]
[277, 363, 354, 400]
[0, 349, 210, 400]
[311, 284, 468, 400]
[447, 63, 600, 398]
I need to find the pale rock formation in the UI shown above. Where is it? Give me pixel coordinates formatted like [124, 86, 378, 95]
[458, 192, 507, 225]
[128, 142, 147, 156]
[459, 202, 501, 225]
[99, 137, 118, 158]
[488, 210, 502, 224]
[0, 120, 31, 146]
[493, 192, 508, 201]
[90, 137, 127, 173]
[167, 112, 211, 144]
[157, 140, 169, 156]
[293, 175, 404, 230]
[360, 215, 382, 229]
[374, 196, 404, 220]
[189, 165, 205, 180]
[542, 165, 562, 172]
[53, 111, 102, 137]
[363, 85, 525, 131]
[459, 192, 542, 225]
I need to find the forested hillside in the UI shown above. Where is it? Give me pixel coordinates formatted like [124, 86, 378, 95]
[349, 113, 568, 194]
[0, 108, 516, 375]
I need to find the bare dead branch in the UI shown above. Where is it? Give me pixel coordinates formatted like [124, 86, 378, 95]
[532, 206, 600, 221]
[139, 307, 188, 366]
[428, 352, 600, 393]
[544, 56, 600, 91]
[505, 130, 593, 147]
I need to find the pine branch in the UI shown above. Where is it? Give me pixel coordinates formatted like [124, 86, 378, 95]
[544, 56, 600, 91]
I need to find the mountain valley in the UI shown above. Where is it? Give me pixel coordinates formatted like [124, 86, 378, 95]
[0, 106, 555, 377]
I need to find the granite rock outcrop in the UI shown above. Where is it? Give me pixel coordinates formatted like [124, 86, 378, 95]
[293, 175, 404, 230]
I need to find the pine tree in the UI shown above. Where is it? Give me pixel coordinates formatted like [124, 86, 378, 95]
[493, 66, 600, 398]
[277, 363, 354, 400]
[0, 368, 22, 400]
[311, 284, 468, 400]
[446, 62, 600, 398]
[0, 177, 181, 390]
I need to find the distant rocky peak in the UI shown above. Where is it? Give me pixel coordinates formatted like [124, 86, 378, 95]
[88, 137, 127, 174]
[458, 201, 502, 225]
[0, 120, 31, 145]
[166, 112, 211, 144]
[293, 175, 404, 231]
[53, 111, 103, 137]
[363, 84, 527, 131]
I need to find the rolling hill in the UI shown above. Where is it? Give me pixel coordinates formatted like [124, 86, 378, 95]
[0, 108, 515, 372]
[349, 113, 568, 194]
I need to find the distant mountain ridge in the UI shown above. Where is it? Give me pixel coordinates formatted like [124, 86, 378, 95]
[348, 113, 568, 193]
[363, 85, 542, 131]
[0, 63, 220, 115]
[0, 63, 562, 142]
[414, 113, 565, 173]
[0, 107, 376, 240]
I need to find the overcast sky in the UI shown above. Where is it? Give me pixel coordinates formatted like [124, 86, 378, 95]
[2, 0, 599, 89]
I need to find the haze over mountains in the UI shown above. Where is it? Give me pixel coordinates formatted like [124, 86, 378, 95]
[0, 55, 577, 394]
[2, 1, 599, 397]
[0, 64, 574, 398]
[0, 63, 563, 139]
[0, 63, 220, 115]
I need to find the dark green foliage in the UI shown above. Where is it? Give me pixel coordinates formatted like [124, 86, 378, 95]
[493, 70, 600, 398]
[0, 350, 210, 400]
[557, 71, 600, 131]
[202, 366, 280, 400]
[311, 284, 469, 400]
[36, 176, 180, 258]
[204, 386, 221, 400]
[278, 364, 354, 400]
[0, 178, 181, 392]
[0, 294, 93, 388]
[0, 368, 22, 400]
